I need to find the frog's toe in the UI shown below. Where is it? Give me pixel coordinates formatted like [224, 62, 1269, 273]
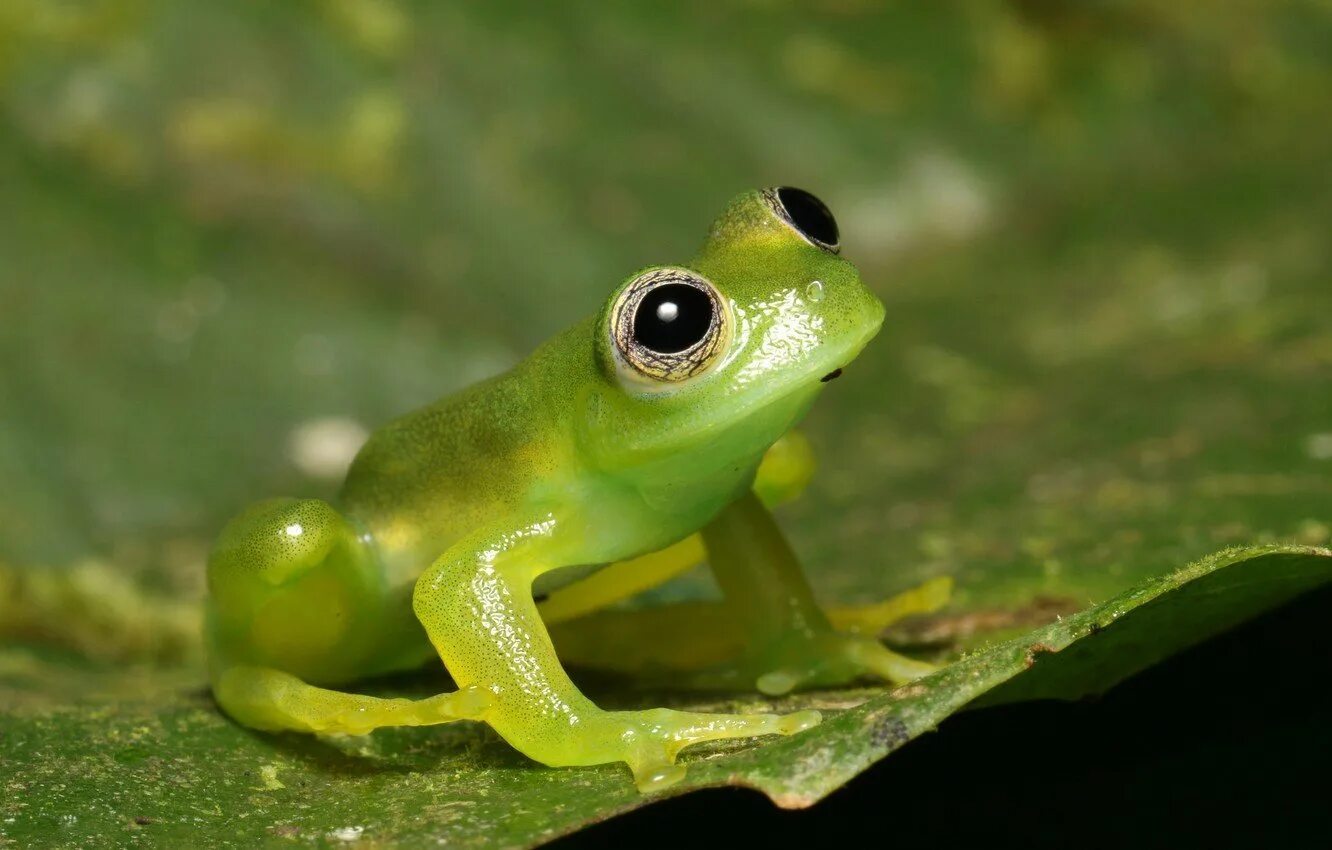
[844, 638, 938, 683]
[777, 709, 822, 733]
[827, 576, 954, 636]
[756, 667, 804, 696]
[752, 633, 938, 694]
[631, 761, 688, 794]
[754, 656, 850, 695]
[415, 685, 492, 722]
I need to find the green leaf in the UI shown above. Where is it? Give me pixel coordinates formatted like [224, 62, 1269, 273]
[3, 544, 1327, 847]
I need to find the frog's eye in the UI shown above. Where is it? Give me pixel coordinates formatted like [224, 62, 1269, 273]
[766, 186, 840, 253]
[610, 268, 729, 384]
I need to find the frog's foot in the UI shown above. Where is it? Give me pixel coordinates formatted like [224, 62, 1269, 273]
[733, 576, 954, 693]
[651, 628, 935, 695]
[619, 577, 949, 695]
[577, 707, 821, 792]
[214, 665, 491, 736]
[749, 632, 938, 696]
[549, 577, 953, 686]
[747, 577, 952, 695]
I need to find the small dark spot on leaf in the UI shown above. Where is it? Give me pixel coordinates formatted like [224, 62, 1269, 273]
[869, 716, 910, 749]
[820, 368, 843, 383]
[134, 816, 153, 826]
[1024, 642, 1058, 668]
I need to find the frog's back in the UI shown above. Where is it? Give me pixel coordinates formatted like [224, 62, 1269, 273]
[338, 332, 585, 588]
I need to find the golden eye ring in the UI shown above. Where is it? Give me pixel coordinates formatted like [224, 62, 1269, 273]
[610, 268, 729, 384]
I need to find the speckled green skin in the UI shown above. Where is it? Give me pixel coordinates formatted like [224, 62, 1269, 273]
[205, 188, 901, 790]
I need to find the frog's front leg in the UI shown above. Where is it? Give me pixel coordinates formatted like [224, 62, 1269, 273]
[537, 430, 814, 626]
[411, 515, 820, 792]
[697, 490, 944, 695]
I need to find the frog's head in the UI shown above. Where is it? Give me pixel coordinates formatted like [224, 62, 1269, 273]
[580, 187, 884, 493]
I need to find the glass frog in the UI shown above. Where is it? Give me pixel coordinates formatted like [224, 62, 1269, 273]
[206, 188, 949, 792]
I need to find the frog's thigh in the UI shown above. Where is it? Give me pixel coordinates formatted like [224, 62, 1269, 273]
[208, 498, 388, 682]
[213, 666, 489, 736]
[537, 430, 816, 626]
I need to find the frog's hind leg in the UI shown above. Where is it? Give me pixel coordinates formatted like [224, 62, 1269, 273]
[213, 665, 489, 736]
[207, 498, 473, 736]
[207, 497, 432, 682]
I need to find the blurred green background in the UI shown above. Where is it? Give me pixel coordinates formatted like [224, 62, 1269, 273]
[1, 0, 1329, 644]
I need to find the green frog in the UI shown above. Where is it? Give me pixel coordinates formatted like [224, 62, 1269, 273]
[206, 187, 947, 792]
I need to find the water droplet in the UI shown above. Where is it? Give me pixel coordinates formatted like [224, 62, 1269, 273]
[805, 280, 825, 302]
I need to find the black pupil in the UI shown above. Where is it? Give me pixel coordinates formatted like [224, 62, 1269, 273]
[776, 186, 838, 247]
[632, 284, 713, 354]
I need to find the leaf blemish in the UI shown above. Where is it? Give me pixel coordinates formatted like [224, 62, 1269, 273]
[257, 763, 285, 791]
[1023, 642, 1058, 669]
[891, 684, 928, 700]
[869, 716, 910, 749]
[887, 596, 1079, 646]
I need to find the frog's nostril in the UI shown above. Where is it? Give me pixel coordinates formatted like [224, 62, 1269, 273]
[776, 187, 839, 251]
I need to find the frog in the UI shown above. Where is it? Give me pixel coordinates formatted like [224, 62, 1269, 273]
[206, 187, 950, 792]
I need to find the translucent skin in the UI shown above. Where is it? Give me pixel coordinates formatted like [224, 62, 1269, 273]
[205, 188, 946, 792]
